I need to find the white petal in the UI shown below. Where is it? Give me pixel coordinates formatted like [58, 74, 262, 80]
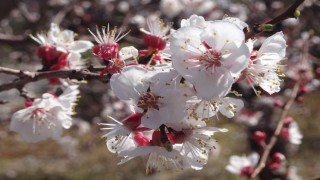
[221, 41, 250, 77]
[200, 21, 245, 52]
[259, 72, 281, 94]
[170, 26, 204, 61]
[119, 46, 139, 60]
[110, 65, 150, 101]
[219, 97, 244, 118]
[257, 32, 286, 65]
[69, 40, 94, 53]
[181, 14, 208, 29]
[222, 16, 248, 30]
[192, 68, 234, 99]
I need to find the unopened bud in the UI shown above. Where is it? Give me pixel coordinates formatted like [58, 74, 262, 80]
[296, 95, 304, 103]
[273, 152, 285, 162]
[253, 131, 266, 147]
[294, 9, 300, 18]
[284, 117, 294, 126]
[274, 99, 284, 107]
[261, 24, 273, 32]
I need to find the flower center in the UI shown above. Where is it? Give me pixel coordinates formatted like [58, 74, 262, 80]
[137, 92, 162, 111]
[31, 108, 47, 121]
[199, 42, 222, 69]
[199, 49, 222, 68]
[105, 58, 125, 75]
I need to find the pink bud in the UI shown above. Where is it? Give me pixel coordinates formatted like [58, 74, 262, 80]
[284, 117, 294, 126]
[252, 131, 266, 147]
[25, 100, 33, 107]
[274, 99, 284, 107]
[281, 128, 289, 140]
[240, 166, 254, 177]
[315, 67, 320, 76]
[273, 152, 285, 162]
[296, 95, 304, 103]
[37, 45, 62, 62]
[269, 152, 285, 170]
[143, 34, 166, 51]
[299, 85, 308, 94]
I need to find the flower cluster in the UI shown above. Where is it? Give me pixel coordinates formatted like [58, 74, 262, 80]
[30, 23, 93, 84]
[8, 13, 290, 175]
[96, 15, 287, 173]
[9, 24, 90, 142]
[10, 85, 80, 143]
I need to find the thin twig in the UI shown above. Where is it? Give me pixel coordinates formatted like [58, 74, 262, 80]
[0, 66, 107, 92]
[250, 32, 312, 178]
[245, 0, 305, 40]
[250, 81, 300, 178]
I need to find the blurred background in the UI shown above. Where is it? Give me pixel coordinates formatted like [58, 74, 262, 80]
[0, 0, 319, 179]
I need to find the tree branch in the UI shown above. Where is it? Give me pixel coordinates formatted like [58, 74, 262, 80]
[245, 0, 305, 40]
[249, 32, 312, 178]
[0, 66, 108, 92]
[250, 80, 300, 179]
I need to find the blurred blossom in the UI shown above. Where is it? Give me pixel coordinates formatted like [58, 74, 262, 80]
[271, 1, 284, 9]
[254, 2, 266, 11]
[160, 0, 183, 18]
[287, 166, 302, 180]
[229, 3, 248, 21]
[235, 108, 262, 126]
[283, 18, 299, 26]
[72, 119, 91, 135]
[226, 153, 259, 177]
[58, 136, 79, 159]
[117, 1, 130, 13]
[130, 15, 146, 26]
[286, 121, 303, 145]
[49, 0, 70, 6]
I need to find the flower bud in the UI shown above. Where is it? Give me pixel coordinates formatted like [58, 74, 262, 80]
[294, 9, 300, 18]
[261, 24, 273, 32]
[274, 99, 284, 107]
[252, 131, 266, 147]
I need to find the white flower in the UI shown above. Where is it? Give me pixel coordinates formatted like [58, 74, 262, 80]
[186, 96, 244, 120]
[170, 19, 250, 99]
[57, 85, 80, 116]
[31, 23, 93, 72]
[89, 25, 129, 60]
[49, 23, 93, 54]
[110, 65, 188, 129]
[102, 46, 139, 75]
[242, 32, 286, 95]
[140, 16, 171, 40]
[140, 16, 172, 53]
[288, 121, 303, 145]
[169, 123, 228, 169]
[99, 115, 141, 154]
[160, 0, 184, 18]
[10, 93, 72, 143]
[181, 15, 208, 29]
[287, 166, 302, 180]
[226, 153, 259, 176]
[118, 146, 192, 174]
[31, 23, 93, 54]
